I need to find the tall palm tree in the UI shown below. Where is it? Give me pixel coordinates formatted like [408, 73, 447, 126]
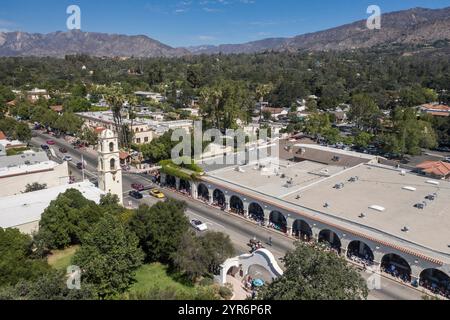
[105, 84, 126, 148]
[256, 83, 274, 123]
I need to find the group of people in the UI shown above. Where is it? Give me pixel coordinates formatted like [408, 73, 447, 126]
[267, 222, 287, 233]
[212, 200, 226, 210]
[248, 238, 264, 253]
[242, 276, 259, 300]
[347, 249, 375, 268]
[230, 207, 245, 216]
[382, 264, 411, 283]
[249, 213, 265, 226]
[293, 232, 312, 243]
[420, 279, 450, 299]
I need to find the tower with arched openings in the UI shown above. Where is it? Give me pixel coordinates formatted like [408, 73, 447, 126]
[97, 129, 123, 204]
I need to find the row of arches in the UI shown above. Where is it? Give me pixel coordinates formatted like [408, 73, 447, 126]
[164, 175, 192, 195]
[195, 183, 450, 296]
[199, 176, 450, 294]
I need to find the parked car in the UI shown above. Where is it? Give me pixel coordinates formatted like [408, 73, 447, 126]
[41, 144, 49, 150]
[129, 190, 143, 200]
[149, 188, 165, 199]
[131, 183, 145, 191]
[59, 147, 68, 153]
[443, 157, 450, 163]
[436, 146, 450, 152]
[76, 162, 85, 170]
[46, 140, 55, 145]
[190, 220, 208, 232]
[62, 155, 72, 162]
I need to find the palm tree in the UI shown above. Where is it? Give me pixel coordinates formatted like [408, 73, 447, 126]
[105, 84, 126, 148]
[256, 83, 274, 123]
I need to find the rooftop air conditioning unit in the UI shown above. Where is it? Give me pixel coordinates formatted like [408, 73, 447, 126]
[426, 180, 440, 186]
[402, 186, 416, 192]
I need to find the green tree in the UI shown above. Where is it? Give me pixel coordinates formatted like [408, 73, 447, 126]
[73, 215, 144, 299]
[199, 231, 234, 275]
[37, 189, 104, 250]
[173, 232, 207, 281]
[348, 94, 380, 131]
[200, 80, 252, 132]
[0, 228, 49, 287]
[63, 96, 91, 113]
[128, 200, 189, 263]
[0, 270, 97, 300]
[54, 112, 84, 134]
[257, 242, 368, 300]
[24, 182, 47, 193]
[140, 130, 177, 163]
[354, 131, 374, 148]
[173, 231, 234, 281]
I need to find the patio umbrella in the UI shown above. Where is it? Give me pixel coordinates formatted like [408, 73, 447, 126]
[253, 279, 265, 287]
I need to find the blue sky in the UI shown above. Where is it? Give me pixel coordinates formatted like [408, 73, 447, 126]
[1, 0, 449, 47]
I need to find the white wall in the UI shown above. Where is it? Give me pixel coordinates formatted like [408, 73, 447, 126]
[0, 162, 69, 197]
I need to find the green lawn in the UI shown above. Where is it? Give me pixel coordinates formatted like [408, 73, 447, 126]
[130, 263, 196, 296]
[47, 246, 79, 271]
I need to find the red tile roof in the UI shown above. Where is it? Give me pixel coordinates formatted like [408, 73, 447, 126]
[0, 131, 6, 140]
[421, 104, 450, 112]
[416, 161, 450, 177]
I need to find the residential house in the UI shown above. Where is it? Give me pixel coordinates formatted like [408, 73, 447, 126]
[27, 88, 50, 102]
[419, 103, 450, 117]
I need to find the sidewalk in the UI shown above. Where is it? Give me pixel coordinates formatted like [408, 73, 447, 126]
[227, 275, 251, 300]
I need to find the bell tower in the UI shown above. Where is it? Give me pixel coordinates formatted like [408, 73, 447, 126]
[98, 129, 123, 204]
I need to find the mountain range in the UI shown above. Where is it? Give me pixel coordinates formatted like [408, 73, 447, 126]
[0, 6, 449, 58]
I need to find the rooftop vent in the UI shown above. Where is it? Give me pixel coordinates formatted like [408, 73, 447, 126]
[333, 183, 344, 190]
[369, 205, 385, 212]
[402, 186, 416, 192]
[401, 226, 410, 232]
[426, 180, 440, 186]
[359, 213, 366, 218]
[414, 202, 426, 210]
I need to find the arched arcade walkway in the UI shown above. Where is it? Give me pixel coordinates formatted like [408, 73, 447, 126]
[248, 203, 265, 224]
[292, 220, 313, 242]
[269, 211, 287, 233]
[381, 253, 412, 283]
[318, 229, 342, 254]
[197, 183, 210, 202]
[230, 195, 244, 216]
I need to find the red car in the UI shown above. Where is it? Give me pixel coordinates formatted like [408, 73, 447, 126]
[46, 140, 56, 145]
[131, 183, 145, 191]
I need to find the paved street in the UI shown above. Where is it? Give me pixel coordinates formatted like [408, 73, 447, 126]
[30, 131, 429, 300]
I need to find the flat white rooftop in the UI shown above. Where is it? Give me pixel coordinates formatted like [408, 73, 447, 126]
[292, 164, 450, 254]
[0, 181, 105, 229]
[205, 156, 450, 258]
[208, 159, 344, 198]
[0, 160, 60, 178]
